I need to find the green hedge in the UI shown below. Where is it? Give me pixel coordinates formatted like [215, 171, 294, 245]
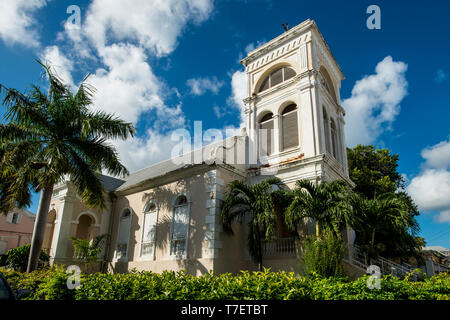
[1, 267, 449, 300]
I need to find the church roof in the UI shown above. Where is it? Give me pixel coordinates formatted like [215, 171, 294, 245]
[109, 135, 242, 192]
[99, 174, 126, 191]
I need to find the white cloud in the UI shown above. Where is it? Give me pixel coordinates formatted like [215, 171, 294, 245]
[42, 0, 215, 173]
[407, 169, 450, 213]
[436, 210, 450, 223]
[228, 69, 248, 126]
[40, 45, 75, 90]
[213, 105, 224, 119]
[421, 137, 450, 169]
[112, 128, 183, 172]
[82, 0, 214, 56]
[407, 138, 450, 225]
[186, 77, 224, 95]
[0, 0, 47, 47]
[343, 56, 408, 147]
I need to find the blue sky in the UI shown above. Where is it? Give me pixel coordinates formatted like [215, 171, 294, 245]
[0, 0, 449, 248]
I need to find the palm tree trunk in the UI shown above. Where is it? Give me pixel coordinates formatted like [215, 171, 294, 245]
[26, 185, 53, 273]
[315, 222, 320, 238]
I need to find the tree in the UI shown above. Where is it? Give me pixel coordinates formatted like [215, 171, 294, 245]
[284, 179, 350, 238]
[0, 61, 135, 272]
[346, 144, 424, 261]
[220, 177, 283, 271]
[347, 192, 415, 261]
[347, 144, 404, 199]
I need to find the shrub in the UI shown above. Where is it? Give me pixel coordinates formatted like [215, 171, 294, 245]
[4, 244, 50, 272]
[1, 267, 448, 300]
[300, 231, 346, 278]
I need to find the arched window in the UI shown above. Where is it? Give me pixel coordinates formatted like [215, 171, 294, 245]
[140, 202, 158, 259]
[170, 195, 189, 258]
[115, 208, 131, 261]
[323, 107, 331, 154]
[319, 66, 337, 103]
[258, 66, 296, 93]
[330, 118, 338, 160]
[259, 112, 274, 156]
[281, 104, 299, 150]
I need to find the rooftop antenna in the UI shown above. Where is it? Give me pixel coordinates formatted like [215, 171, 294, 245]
[282, 23, 289, 31]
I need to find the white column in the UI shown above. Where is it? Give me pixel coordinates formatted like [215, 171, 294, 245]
[50, 194, 76, 264]
[273, 114, 280, 155]
[338, 116, 349, 176]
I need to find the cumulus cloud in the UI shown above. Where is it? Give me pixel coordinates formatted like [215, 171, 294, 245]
[41, 0, 215, 173]
[228, 69, 248, 126]
[82, 0, 214, 56]
[342, 56, 408, 147]
[0, 0, 47, 47]
[407, 138, 450, 224]
[40, 46, 75, 90]
[421, 137, 450, 169]
[186, 77, 224, 95]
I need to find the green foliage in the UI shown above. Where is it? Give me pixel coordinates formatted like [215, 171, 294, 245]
[300, 231, 346, 278]
[347, 145, 404, 198]
[70, 234, 109, 264]
[0, 60, 136, 214]
[285, 179, 350, 238]
[347, 145, 423, 262]
[1, 267, 448, 300]
[220, 178, 283, 268]
[4, 244, 49, 272]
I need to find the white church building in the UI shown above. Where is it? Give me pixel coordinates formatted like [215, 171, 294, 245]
[42, 19, 354, 275]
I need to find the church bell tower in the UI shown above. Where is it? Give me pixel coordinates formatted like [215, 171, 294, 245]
[240, 19, 351, 186]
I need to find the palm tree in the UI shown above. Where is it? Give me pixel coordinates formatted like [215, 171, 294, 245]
[346, 192, 411, 260]
[0, 61, 135, 272]
[284, 179, 349, 238]
[220, 177, 283, 271]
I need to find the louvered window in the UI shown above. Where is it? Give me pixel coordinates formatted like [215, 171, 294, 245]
[258, 67, 296, 93]
[330, 119, 338, 160]
[259, 113, 274, 156]
[281, 104, 298, 150]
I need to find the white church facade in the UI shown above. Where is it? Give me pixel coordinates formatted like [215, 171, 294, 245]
[42, 19, 354, 275]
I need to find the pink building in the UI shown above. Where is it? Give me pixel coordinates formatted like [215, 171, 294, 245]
[0, 208, 36, 254]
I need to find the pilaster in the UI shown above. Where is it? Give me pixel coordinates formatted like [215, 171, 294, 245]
[203, 170, 225, 259]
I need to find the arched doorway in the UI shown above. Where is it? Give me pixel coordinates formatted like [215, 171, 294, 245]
[75, 214, 94, 240]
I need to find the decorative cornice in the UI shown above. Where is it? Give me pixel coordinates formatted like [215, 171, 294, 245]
[241, 19, 313, 67]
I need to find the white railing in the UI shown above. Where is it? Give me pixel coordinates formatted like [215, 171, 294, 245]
[348, 245, 417, 279]
[262, 237, 296, 257]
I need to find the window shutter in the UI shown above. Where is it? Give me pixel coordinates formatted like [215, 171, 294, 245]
[16, 213, 21, 224]
[260, 120, 273, 156]
[282, 111, 299, 150]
